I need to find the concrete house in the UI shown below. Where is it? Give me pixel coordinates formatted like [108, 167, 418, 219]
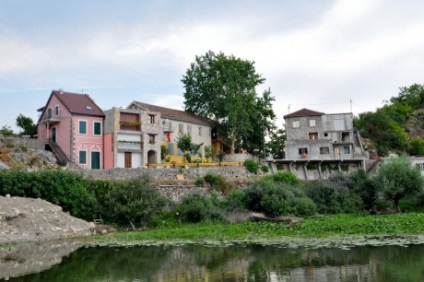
[103, 101, 214, 168]
[284, 108, 364, 160]
[37, 90, 105, 169]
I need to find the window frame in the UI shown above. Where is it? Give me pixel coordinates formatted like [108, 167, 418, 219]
[292, 120, 300, 128]
[343, 146, 350, 154]
[320, 147, 330, 154]
[79, 120, 87, 135]
[93, 121, 102, 136]
[79, 150, 87, 164]
[55, 105, 60, 116]
[309, 119, 316, 127]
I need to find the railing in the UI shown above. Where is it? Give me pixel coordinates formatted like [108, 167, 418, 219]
[48, 140, 68, 166]
[146, 161, 244, 168]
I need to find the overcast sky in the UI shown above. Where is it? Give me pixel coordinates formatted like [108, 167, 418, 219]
[1, 0, 424, 132]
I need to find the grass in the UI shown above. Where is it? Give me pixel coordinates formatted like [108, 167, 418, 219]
[104, 213, 424, 243]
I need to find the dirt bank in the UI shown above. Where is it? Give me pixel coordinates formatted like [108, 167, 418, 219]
[0, 196, 95, 244]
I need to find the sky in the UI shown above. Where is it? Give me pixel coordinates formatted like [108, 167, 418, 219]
[1, 0, 424, 132]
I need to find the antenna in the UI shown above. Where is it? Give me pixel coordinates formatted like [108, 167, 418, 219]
[288, 104, 291, 114]
[350, 98, 352, 113]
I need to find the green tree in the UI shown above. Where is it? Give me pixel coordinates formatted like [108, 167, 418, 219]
[175, 133, 203, 162]
[267, 128, 286, 159]
[0, 125, 13, 136]
[375, 156, 424, 212]
[390, 83, 424, 107]
[182, 50, 276, 154]
[16, 114, 37, 137]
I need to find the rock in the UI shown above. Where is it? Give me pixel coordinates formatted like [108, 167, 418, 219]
[0, 196, 95, 243]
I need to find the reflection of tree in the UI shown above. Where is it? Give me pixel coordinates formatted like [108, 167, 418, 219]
[7, 244, 424, 281]
[8, 246, 169, 282]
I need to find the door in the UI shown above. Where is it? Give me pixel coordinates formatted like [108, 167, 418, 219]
[51, 127, 57, 142]
[91, 151, 100, 169]
[124, 152, 132, 168]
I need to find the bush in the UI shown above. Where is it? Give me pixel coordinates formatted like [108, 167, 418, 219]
[349, 170, 379, 210]
[266, 171, 302, 186]
[244, 159, 259, 174]
[375, 155, 424, 212]
[195, 177, 205, 187]
[175, 193, 224, 223]
[303, 178, 363, 214]
[203, 172, 229, 194]
[261, 164, 270, 173]
[244, 178, 316, 217]
[221, 189, 247, 212]
[0, 168, 97, 220]
[100, 175, 169, 228]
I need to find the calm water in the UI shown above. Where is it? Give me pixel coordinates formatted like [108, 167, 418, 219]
[1, 242, 424, 282]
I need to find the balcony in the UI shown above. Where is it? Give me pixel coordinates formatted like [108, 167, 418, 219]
[162, 122, 175, 133]
[117, 140, 143, 151]
[119, 120, 141, 131]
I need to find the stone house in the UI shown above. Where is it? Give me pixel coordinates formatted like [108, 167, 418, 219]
[103, 101, 214, 168]
[37, 90, 105, 169]
[284, 108, 365, 160]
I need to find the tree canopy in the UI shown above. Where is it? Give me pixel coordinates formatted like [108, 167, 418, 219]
[16, 114, 37, 137]
[354, 83, 424, 156]
[182, 51, 276, 154]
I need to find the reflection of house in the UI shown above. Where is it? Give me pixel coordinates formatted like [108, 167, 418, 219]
[103, 101, 214, 168]
[37, 90, 105, 169]
[284, 108, 364, 160]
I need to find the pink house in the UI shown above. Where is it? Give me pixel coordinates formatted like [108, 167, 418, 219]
[37, 90, 105, 169]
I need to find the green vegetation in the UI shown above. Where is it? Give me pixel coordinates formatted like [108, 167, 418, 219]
[355, 83, 424, 156]
[16, 113, 37, 137]
[0, 125, 13, 136]
[175, 133, 202, 162]
[110, 213, 424, 242]
[243, 159, 259, 174]
[182, 50, 276, 154]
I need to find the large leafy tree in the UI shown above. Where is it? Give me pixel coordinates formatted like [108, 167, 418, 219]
[16, 114, 37, 137]
[182, 51, 276, 154]
[267, 128, 286, 159]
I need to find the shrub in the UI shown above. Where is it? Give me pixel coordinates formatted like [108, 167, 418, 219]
[244, 159, 259, 174]
[303, 178, 363, 214]
[100, 175, 169, 228]
[244, 178, 316, 217]
[20, 145, 27, 152]
[375, 155, 424, 212]
[0, 168, 97, 220]
[175, 193, 224, 223]
[349, 170, 380, 210]
[261, 164, 270, 173]
[221, 189, 247, 212]
[195, 177, 204, 187]
[268, 171, 302, 186]
[203, 172, 230, 194]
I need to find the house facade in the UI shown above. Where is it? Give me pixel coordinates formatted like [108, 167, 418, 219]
[37, 90, 105, 169]
[284, 108, 364, 160]
[103, 101, 214, 168]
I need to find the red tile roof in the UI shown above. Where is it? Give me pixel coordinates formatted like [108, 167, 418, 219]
[283, 108, 324, 118]
[39, 90, 104, 122]
[130, 101, 214, 126]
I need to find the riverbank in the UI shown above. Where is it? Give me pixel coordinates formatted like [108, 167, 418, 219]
[84, 213, 424, 249]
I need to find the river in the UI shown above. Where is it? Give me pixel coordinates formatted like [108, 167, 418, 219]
[1, 241, 423, 281]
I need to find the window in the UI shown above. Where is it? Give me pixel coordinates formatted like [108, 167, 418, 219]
[94, 122, 101, 135]
[187, 125, 192, 135]
[79, 151, 87, 164]
[320, 147, 329, 154]
[343, 146, 350, 154]
[324, 132, 328, 137]
[309, 119, 316, 127]
[299, 148, 308, 156]
[79, 121, 87, 134]
[309, 132, 318, 140]
[199, 127, 202, 136]
[149, 115, 155, 124]
[292, 120, 300, 128]
[178, 124, 183, 134]
[55, 105, 59, 116]
[47, 108, 52, 119]
[149, 134, 155, 144]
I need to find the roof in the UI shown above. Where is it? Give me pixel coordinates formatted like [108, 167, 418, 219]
[130, 101, 215, 126]
[38, 90, 104, 123]
[283, 108, 325, 118]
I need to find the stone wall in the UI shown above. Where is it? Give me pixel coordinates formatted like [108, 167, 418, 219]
[1, 136, 45, 150]
[81, 166, 258, 181]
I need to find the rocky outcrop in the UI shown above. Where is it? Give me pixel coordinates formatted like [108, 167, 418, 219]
[0, 196, 95, 243]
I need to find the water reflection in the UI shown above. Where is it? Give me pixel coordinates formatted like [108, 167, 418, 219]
[2, 242, 424, 282]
